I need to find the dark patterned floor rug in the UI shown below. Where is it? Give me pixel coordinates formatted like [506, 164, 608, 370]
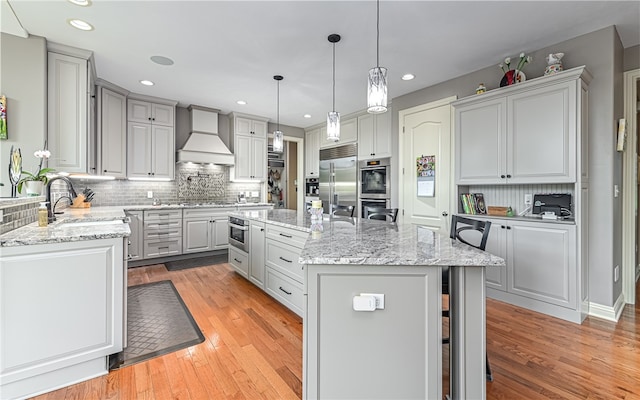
[109, 280, 204, 369]
[164, 253, 228, 271]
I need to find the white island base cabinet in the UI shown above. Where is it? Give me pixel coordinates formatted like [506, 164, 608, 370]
[304, 265, 443, 400]
[0, 238, 124, 400]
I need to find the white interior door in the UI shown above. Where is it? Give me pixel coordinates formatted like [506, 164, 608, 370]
[400, 97, 455, 232]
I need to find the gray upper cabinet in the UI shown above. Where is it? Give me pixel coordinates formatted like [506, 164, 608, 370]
[126, 97, 176, 180]
[97, 82, 128, 178]
[47, 51, 95, 174]
[229, 113, 268, 181]
[319, 117, 357, 149]
[454, 69, 583, 184]
[357, 109, 391, 161]
[305, 128, 320, 177]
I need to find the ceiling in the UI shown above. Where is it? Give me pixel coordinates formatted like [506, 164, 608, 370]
[3, 1, 640, 129]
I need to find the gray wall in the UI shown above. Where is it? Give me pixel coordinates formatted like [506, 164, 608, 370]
[623, 45, 640, 71]
[267, 122, 305, 140]
[391, 26, 624, 308]
[0, 33, 47, 197]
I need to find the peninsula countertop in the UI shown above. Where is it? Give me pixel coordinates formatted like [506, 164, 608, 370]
[230, 209, 505, 267]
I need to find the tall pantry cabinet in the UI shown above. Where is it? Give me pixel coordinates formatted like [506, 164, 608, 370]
[47, 46, 96, 174]
[452, 66, 592, 323]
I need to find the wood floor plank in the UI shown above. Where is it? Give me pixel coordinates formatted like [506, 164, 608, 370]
[28, 262, 640, 400]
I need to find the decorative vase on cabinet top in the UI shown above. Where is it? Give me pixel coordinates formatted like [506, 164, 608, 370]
[500, 70, 526, 87]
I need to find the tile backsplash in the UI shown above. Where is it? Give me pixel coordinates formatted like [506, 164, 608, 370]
[50, 164, 262, 207]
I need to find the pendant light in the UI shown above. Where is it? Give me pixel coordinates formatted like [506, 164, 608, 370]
[327, 34, 341, 142]
[272, 75, 284, 153]
[367, 0, 387, 114]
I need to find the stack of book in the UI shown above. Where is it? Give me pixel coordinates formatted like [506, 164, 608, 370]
[460, 193, 486, 215]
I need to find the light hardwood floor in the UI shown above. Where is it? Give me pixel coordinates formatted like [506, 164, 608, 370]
[32, 262, 640, 400]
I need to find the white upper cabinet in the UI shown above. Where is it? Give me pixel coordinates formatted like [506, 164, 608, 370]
[357, 110, 391, 160]
[47, 51, 94, 174]
[127, 100, 174, 126]
[230, 113, 268, 181]
[305, 128, 320, 178]
[97, 83, 128, 178]
[126, 97, 176, 180]
[454, 68, 585, 184]
[319, 117, 357, 149]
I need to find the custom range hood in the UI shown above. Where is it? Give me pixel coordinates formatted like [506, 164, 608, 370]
[177, 105, 234, 165]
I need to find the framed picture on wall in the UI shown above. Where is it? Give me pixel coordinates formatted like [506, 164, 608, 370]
[0, 95, 7, 140]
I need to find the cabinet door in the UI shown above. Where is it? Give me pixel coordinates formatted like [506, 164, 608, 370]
[357, 114, 376, 159]
[373, 109, 392, 159]
[508, 82, 576, 183]
[251, 136, 267, 181]
[507, 221, 576, 308]
[249, 222, 266, 288]
[127, 99, 152, 123]
[229, 247, 249, 278]
[455, 98, 507, 184]
[183, 218, 211, 253]
[235, 116, 253, 136]
[305, 129, 320, 177]
[212, 215, 230, 249]
[127, 122, 153, 178]
[48, 52, 88, 173]
[151, 125, 174, 179]
[151, 103, 174, 126]
[99, 87, 127, 177]
[252, 119, 268, 138]
[484, 220, 507, 291]
[125, 210, 143, 261]
[234, 135, 253, 180]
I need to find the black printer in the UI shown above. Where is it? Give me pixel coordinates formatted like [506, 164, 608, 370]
[533, 193, 572, 217]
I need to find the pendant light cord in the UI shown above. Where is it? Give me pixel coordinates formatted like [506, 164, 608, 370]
[276, 80, 280, 131]
[332, 41, 336, 112]
[376, 0, 380, 68]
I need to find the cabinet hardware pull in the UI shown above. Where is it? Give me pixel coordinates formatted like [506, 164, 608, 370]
[506, 174, 512, 178]
[260, 228, 264, 232]
[279, 233, 292, 238]
[501, 225, 506, 229]
[500, 174, 506, 178]
[506, 226, 512, 230]
[279, 256, 292, 263]
[128, 240, 132, 245]
[234, 258, 242, 263]
[279, 286, 292, 295]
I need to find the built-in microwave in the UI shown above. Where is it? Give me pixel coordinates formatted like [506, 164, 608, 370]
[359, 158, 391, 199]
[228, 216, 249, 252]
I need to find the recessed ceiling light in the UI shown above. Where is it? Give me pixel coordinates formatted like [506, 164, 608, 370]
[67, 19, 94, 31]
[140, 80, 154, 86]
[304, 114, 311, 119]
[236, 100, 247, 105]
[67, 0, 91, 6]
[401, 73, 415, 81]
[150, 55, 174, 66]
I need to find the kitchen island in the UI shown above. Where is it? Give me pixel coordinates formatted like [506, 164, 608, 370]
[230, 209, 505, 399]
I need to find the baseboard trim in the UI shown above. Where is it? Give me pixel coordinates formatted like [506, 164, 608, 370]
[588, 293, 625, 322]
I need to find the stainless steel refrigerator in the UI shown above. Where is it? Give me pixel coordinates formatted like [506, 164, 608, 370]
[319, 143, 358, 214]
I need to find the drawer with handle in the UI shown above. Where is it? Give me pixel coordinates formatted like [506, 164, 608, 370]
[143, 238, 182, 259]
[228, 246, 249, 278]
[266, 224, 308, 249]
[143, 209, 182, 221]
[266, 239, 304, 283]
[265, 267, 303, 317]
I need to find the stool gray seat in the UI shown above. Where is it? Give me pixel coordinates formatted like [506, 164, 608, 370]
[444, 214, 493, 382]
[365, 207, 398, 222]
[331, 204, 355, 217]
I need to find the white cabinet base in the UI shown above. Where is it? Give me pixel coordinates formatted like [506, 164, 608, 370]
[487, 288, 584, 323]
[2, 358, 107, 400]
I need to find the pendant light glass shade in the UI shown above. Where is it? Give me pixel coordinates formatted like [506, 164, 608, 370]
[367, 66, 388, 114]
[327, 111, 340, 142]
[272, 75, 284, 153]
[272, 130, 284, 153]
[327, 34, 341, 142]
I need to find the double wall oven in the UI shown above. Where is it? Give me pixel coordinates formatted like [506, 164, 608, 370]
[358, 158, 391, 218]
[228, 216, 249, 252]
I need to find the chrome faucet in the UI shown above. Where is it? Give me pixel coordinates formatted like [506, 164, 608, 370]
[46, 176, 78, 223]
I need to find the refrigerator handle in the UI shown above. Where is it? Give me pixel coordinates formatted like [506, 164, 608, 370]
[334, 193, 339, 205]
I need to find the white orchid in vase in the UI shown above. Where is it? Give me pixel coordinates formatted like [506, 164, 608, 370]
[17, 147, 55, 194]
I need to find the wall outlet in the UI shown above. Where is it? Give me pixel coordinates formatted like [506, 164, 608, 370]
[147, 191, 153, 199]
[360, 293, 385, 309]
[251, 191, 259, 198]
[614, 265, 620, 282]
[524, 194, 532, 206]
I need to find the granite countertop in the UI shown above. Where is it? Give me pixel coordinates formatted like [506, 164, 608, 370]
[0, 206, 130, 247]
[0, 203, 273, 247]
[231, 209, 505, 267]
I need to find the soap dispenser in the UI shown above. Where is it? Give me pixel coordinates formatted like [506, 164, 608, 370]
[38, 202, 48, 227]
